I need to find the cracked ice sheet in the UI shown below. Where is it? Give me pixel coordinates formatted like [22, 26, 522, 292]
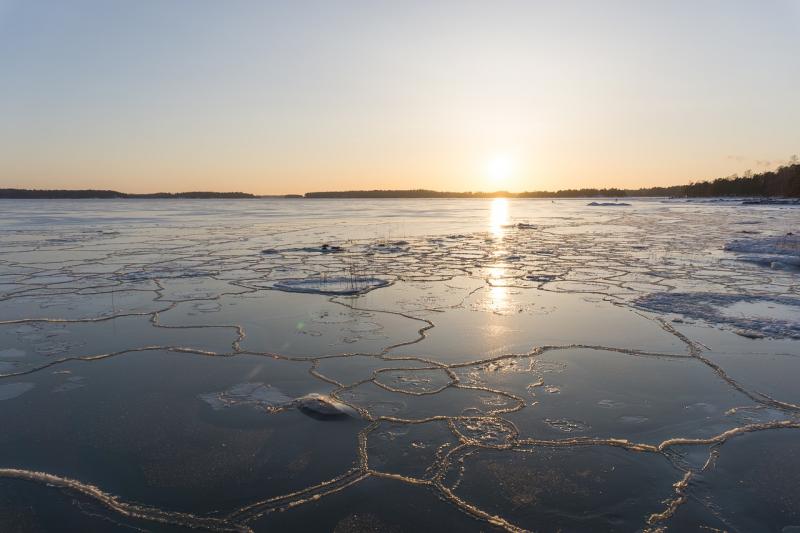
[338, 380, 519, 420]
[663, 428, 800, 532]
[0, 290, 165, 321]
[158, 290, 425, 357]
[688, 327, 800, 405]
[0, 478, 191, 532]
[0, 198, 799, 532]
[366, 419, 460, 479]
[388, 288, 686, 363]
[251, 475, 494, 532]
[0, 350, 365, 515]
[315, 355, 433, 387]
[152, 277, 252, 302]
[450, 446, 679, 532]
[336, 277, 488, 317]
[0, 316, 239, 376]
[659, 322, 800, 406]
[475, 348, 773, 444]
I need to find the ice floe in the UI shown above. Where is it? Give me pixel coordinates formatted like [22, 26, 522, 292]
[272, 276, 391, 295]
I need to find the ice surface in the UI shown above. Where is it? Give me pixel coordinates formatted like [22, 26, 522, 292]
[0, 198, 798, 531]
[0, 382, 34, 400]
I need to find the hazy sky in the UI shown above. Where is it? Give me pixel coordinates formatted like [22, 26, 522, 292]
[1, 1, 799, 194]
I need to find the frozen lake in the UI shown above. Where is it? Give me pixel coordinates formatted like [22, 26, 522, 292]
[0, 197, 798, 532]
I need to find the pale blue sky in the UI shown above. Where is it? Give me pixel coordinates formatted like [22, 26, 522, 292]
[1, 0, 798, 193]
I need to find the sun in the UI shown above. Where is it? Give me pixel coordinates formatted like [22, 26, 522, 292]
[486, 154, 514, 186]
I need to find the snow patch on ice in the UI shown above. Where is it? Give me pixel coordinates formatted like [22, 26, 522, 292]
[724, 234, 800, 269]
[636, 292, 800, 339]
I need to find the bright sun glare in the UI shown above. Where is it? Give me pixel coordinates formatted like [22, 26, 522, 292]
[486, 154, 514, 186]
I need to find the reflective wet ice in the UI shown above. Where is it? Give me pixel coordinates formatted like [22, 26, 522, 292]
[0, 198, 798, 532]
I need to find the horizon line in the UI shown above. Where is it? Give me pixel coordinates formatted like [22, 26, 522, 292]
[4, 161, 797, 197]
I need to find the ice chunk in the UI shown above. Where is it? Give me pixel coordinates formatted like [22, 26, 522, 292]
[295, 393, 358, 419]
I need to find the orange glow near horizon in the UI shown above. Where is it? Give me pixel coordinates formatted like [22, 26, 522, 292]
[1, 3, 797, 194]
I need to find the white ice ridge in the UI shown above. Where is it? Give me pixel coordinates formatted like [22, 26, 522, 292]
[724, 233, 800, 269]
[635, 292, 800, 339]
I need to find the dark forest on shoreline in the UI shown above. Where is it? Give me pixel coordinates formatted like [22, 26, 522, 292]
[0, 190, 264, 199]
[307, 163, 800, 199]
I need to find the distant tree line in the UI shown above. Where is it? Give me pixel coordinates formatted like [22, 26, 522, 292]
[129, 191, 257, 199]
[0, 189, 257, 199]
[305, 162, 800, 199]
[304, 188, 636, 198]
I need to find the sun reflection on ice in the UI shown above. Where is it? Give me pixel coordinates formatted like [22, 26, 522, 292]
[489, 198, 509, 238]
[488, 266, 509, 314]
[488, 199, 511, 314]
